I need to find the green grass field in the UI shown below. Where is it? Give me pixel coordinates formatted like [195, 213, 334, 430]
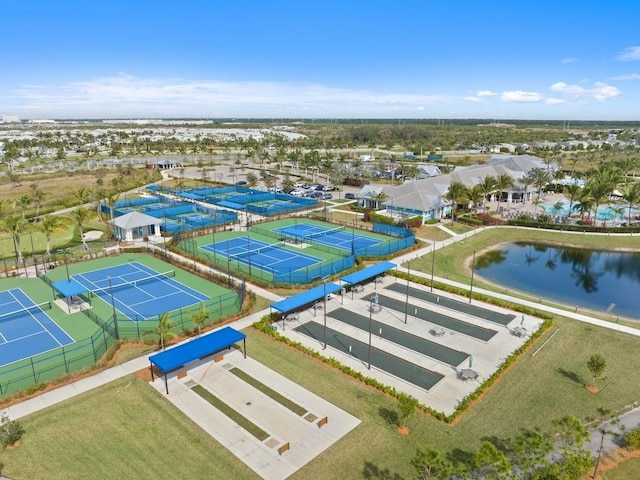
[604, 457, 640, 479]
[5, 313, 640, 479]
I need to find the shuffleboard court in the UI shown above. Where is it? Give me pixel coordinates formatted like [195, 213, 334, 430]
[375, 294, 497, 341]
[385, 283, 515, 326]
[329, 308, 469, 367]
[0, 288, 74, 367]
[294, 321, 444, 391]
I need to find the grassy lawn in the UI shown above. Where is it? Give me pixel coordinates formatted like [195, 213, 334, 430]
[603, 457, 640, 479]
[413, 224, 452, 241]
[3, 376, 258, 480]
[446, 222, 477, 234]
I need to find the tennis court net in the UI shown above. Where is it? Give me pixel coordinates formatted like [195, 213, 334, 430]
[228, 242, 285, 261]
[304, 225, 346, 241]
[0, 301, 52, 322]
[91, 271, 176, 296]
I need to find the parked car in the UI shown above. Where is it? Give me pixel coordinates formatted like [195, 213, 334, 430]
[345, 193, 356, 200]
[314, 185, 325, 191]
[235, 180, 247, 186]
[320, 193, 333, 200]
[289, 189, 304, 196]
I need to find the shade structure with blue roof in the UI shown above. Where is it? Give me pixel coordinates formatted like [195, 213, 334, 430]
[149, 326, 246, 394]
[52, 278, 90, 298]
[340, 261, 397, 286]
[271, 282, 342, 315]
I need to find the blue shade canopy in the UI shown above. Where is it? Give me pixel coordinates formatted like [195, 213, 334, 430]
[271, 282, 342, 314]
[52, 279, 90, 298]
[149, 326, 246, 374]
[340, 261, 396, 285]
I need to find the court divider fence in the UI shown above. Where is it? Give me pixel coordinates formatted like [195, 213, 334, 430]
[0, 278, 244, 398]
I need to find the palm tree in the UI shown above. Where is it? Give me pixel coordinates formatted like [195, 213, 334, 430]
[467, 185, 484, 213]
[371, 191, 389, 209]
[529, 168, 551, 201]
[69, 207, 91, 250]
[30, 185, 46, 219]
[478, 176, 497, 211]
[145, 312, 177, 350]
[71, 187, 91, 207]
[188, 303, 210, 335]
[495, 173, 514, 214]
[2, 216, 26, 264]
[38, 215, 64, 258]
[564, 184, 582, 219]
[573, 190, 594, 224]
[622, 182, 640, 226]
[518, 172, 535, 205]
[444, 181, 469, 222]
[16, 194, 31, 220]
[586, 179, 614, 227]
[105, 191, 120, 221]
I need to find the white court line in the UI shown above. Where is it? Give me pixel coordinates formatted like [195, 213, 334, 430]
[8, 289, 70, 348]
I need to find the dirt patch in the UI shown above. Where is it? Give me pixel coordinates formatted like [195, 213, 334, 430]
[586, 385, 600, 393]
[397, 426, 410, 435]
[4, 440, 21, 450]
[134, 368, 153, 382]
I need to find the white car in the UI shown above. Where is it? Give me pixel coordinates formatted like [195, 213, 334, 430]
[289, 189, 304, 196]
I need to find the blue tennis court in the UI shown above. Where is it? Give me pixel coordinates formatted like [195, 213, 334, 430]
[0, 289, 74, 368]
[71, 262, 209, 321]
[276, 223, 382, 252]
[201, 237, 324, 274]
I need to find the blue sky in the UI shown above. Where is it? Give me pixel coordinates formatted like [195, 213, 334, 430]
[2, 0, 640, 120]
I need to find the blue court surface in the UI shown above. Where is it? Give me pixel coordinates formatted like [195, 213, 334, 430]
[276, 223, 381, 252]
[201, 237, 323, 274]
[0, 289, 74, 368]
[71, 262, 209, 321]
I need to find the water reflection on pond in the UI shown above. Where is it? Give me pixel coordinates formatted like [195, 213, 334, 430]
[475, 242, 640, 319]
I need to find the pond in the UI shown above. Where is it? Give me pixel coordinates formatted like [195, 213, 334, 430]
[474, 242, 640, 320]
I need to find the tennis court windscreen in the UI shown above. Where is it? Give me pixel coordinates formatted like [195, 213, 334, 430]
[91, 271, 176, 296]
[0, 301, 52, 322]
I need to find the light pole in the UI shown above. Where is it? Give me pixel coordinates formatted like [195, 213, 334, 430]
[404, 259, 410, 324]
[469, 250, 476, 304]
[107, 276, 120, 340]
[430, 242, 436, 292]
[368, 296, 373, 369]
[323, 280, 327, 349]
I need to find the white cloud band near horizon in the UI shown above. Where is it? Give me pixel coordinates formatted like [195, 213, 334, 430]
[1, 74, 623, 119]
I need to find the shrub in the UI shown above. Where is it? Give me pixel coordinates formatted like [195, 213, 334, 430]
[624, 428, 640, 450]
[0, 412, 25, 447]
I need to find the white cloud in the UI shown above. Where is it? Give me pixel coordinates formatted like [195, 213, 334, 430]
[463, 96, 484, 103]
[617, 46, 640, 61]
[544, 98, 566, 105]
[8, 74, 451, 118]
[476, 90, 497, 97]
[561, 58, 579, 64]
[609, 73, 640, 80]
[501, 91, 544, 103]
[550, 81, 620, 101]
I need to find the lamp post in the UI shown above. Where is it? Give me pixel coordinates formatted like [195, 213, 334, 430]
[323, 280, 327, 349]
[404, 259, 410, 324]
[368, 295, 373, 369]
[107, 276, 120, 340]
[430, 242, 436, 292]
[469, 250, 476, 304]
